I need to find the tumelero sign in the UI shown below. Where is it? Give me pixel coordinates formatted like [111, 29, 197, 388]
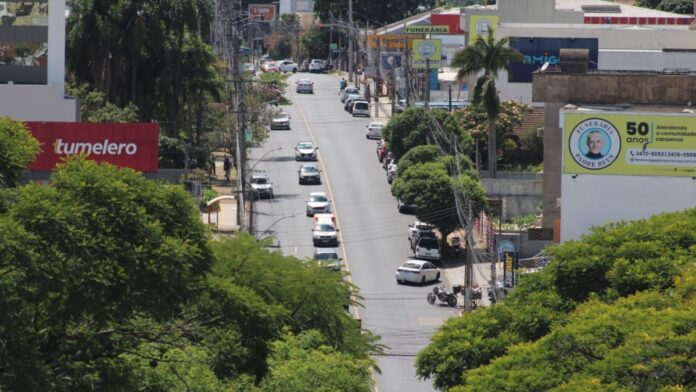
[563, 112, 696, 177]
[405, 25, 449, 34]
[25, 122, 160, 172]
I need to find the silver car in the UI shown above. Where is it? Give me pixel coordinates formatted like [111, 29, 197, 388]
[296, 79, 314, 93]
[270, 112, 290, 130]
[298, 163, 322, 185]
[250, 174, 274, 199]
[306, 191, 331, 216]
[366, 122, 384, 139]
[295, 141, 318, 161]
[313, 247, 342, 271]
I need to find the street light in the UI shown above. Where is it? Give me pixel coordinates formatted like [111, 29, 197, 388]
[256, 213, 296, 241]
[248, 146, 282, 174]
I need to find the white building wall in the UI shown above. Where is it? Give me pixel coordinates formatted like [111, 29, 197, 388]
[0, 84, 78, 121]
[559, 110, 696, 241]
[599, 49, 696, 72]
[47, 0, 66, 89]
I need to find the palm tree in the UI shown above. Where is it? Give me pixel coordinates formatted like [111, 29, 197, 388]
[451, 27, 523, 178]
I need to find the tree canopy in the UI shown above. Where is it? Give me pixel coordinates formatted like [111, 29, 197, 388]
[0, 118, 40, 188]
[416, 207, 696, 391]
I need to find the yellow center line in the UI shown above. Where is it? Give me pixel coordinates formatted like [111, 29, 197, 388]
[293, 85, 381, 392]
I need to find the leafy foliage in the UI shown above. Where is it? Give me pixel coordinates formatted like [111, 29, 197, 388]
[66, 83, 140, 122]
[417, 208, 696, 391]
[0, 118, 40, 188]
[636, 0, 693, 14]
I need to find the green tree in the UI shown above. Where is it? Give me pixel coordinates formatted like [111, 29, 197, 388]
[451, 27, 523, 178]
[300, 25, 331, 60]
[396, 145, 442, 176]
[260, 330, 374, 392]
[657, 0, 693, 13]
[0, 118, 40, 188]
[0, 157, 212, 390]
[66, 83, 140, 122]
[383, 107, 469, 161]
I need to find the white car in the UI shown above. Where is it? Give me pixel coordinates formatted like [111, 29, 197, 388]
[296, 79, 314, 93]
[414, 236, 442, 261]
[352, 100, 370, 117]
[306, 192, 331, 216]
[408, 220, 436, 242]
[313, 247, 342, 271]
[295, 141, 318, 161]
[309, 59, 326, 73]
[365, 122, 384, 139]
[278, 60, 298, 73]
[312, 220, 339, 247]
[250, 174, 274, 199]
[395, 260, 440, 284]
[271, 112, 290, 130]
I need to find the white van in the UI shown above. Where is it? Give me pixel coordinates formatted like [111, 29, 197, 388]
[352, 100, 370, 117]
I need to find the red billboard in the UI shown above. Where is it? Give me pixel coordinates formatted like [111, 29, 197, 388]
[25, 122, 159, 172]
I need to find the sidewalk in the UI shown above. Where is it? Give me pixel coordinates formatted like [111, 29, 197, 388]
[204, 154, 239, 234]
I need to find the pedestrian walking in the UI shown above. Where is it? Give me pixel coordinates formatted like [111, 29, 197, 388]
[223, 156, 231, 181]
[339, 77, 346, 94]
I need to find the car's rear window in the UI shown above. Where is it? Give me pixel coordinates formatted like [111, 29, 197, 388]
[401, 262, 422, 269]
[315, 252, 338, 260]
[354, 102, 369, 110]
[418, 238, 439, 248]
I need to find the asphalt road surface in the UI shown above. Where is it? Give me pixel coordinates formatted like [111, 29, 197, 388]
[250, 73, 459, 392]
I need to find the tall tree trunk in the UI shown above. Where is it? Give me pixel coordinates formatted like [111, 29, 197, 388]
[487, 117, 497, 179]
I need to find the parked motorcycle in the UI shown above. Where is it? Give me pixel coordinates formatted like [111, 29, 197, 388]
[427, 285, 461, 307]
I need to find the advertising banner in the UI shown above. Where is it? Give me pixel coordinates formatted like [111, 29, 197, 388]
[509, 37, 598, 83]
[248, 4, 275, 21]
[468, 15, 498, 45]
[380, 52, 403, 73]
[411, 39, 441, 69]
[25, 122, 160, 172]
[563, 112, 696, 177]
[405, 25, 450, 34]
[368, 35, 413, 49]
[502, 251, 518, 288]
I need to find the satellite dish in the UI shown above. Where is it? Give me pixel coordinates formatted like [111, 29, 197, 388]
[540, 62, 550, 71]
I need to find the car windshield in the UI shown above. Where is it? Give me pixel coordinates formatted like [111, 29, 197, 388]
[310, 195, 327, 202]
[315, 252, 338, 260]
[302, 166, 319, 173]
[355, 102, 368, 109]
[251, 177, 267, 184]
[298, 142, 314, 149]
[317, 224, 334, 231]
[401, 262, 422, 269]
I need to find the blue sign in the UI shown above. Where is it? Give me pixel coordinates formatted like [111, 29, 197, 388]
[508, 37, 598, 83]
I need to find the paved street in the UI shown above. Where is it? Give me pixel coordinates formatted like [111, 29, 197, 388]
[251, 73, 466, 392]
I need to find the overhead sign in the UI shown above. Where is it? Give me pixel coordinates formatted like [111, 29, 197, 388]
[411, 39, 442, 69]
[368, 35, 413, 49]
[509, 37, 598, 83]
[248, 4, 275, 21]
[563, 112, 696, 177]
[468, 15, 498, 45]
[25, 122, 160, 172]
[405, 25, 450, 34]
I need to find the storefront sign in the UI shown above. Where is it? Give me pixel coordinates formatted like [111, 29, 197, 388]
[563, 112, 696, 177]
[368, 35, 413, 49]
[509, 37, 598, 83]
[411, 39, 441, 69]
[248, 4, 275, 21]
[405, 25, 450, 34]
[503, 251, 518, 288]
[26, 122, 160, 172]
[468, 15, 498, 45]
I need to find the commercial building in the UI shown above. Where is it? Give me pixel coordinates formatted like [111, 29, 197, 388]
[0, 0, 78, 121]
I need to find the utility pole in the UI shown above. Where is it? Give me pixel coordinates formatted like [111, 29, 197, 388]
[404, 36, 411, 108]
[464, 200, 474, 312]
[425, 57, 430, 109]
[232, 33, 246, 232]
[348, 0, 353, 83]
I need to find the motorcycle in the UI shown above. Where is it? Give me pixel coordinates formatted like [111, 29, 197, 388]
[451, 236, 461, 255]
[427, 285, 461, 307]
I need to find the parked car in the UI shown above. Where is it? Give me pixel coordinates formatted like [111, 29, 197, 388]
[312, 219, 339, 247]
[341, 87, 360, 103]
[352, 100, 370, 117]
[410, 229, 437, 251]
[299, 60, 309, 72]
[298, 163, 322, 185]
[278, 59, 299, 73]
[313, 247, 342, 271]
[414, 237, 442, 261]
[270, 112, 291, 130]
[408, 220, 436, 243]
[395, 260, 440, 284]
[344, 95, 365, 112]
[397, 197, 417, 214]
[306, 191, 331, 216]
[295, 141, 318, 161]
[309, 59, 327, 73]
[365, 122, 384, 139]
[262, 61, 279, 72]
[250, 173, 274, 199]
[394, 99, 407, 113]
[296, 78, 314, 93]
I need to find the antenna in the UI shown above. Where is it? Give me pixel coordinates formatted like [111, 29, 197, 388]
[540, 62, 550, 71]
